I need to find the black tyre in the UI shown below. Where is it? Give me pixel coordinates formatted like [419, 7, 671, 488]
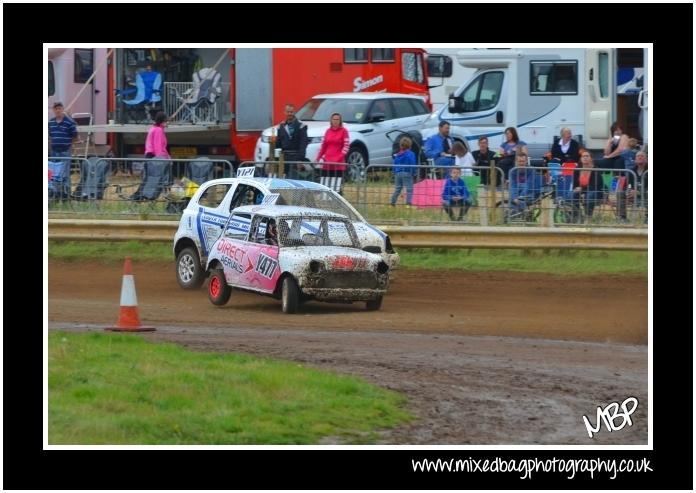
[346, 146, 368, 182]
[281, 277, 300, 314]
[176, 246, 205, 289]
[208, 268, 232, 306]
[365, 296, 383, 311]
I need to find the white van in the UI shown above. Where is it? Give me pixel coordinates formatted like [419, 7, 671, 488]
[421, 48, 647, 157]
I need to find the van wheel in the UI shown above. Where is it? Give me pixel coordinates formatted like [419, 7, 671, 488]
[281, 277, 300, 314]
[366, 296, 383, 311]
[176, 247, 205, 289]
[346, 146, 368, 182]
[208, 269, 231, 306]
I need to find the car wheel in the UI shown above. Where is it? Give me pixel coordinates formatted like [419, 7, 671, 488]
[208, 268, 232, 306]
[281, 277, 300, 314]
[365, 296, 383, 311]
[176, 247, 205, 289]
[346, 146, 367, 182]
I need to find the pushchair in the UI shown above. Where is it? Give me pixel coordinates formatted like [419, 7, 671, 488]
[164, 157, 215, 213]
[505, 168, 546, 223]
[115, 68, 163, 123]
[170, 68, 222, 124]
[384, 129, 427, 179]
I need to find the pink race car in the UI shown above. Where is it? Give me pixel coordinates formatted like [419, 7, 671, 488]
[206, 205, 391, 313]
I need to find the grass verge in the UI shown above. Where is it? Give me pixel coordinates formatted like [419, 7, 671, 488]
[49, 241, 647, 276]
[49, 331, 411, 444]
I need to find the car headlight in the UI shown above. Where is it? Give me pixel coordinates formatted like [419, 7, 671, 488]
[261, 135, 271, 143]
[309, 137, 323, 144]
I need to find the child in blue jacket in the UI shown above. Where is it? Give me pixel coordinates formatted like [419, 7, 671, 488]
[442, 167, 472, 221]
[390, 136, 418, 206]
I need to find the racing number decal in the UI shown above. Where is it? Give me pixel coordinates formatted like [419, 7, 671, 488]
[255, 253, 279, 279]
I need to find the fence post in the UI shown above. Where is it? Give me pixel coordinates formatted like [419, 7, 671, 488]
[540, 195, 554, 227]
[488, 159, 497, 225]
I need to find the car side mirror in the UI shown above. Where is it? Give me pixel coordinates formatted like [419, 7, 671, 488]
[448, 94, 464, 113]
[369, 113, 386, 123]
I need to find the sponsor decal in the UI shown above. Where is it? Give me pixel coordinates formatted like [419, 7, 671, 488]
[255, 252, 279, 279]
[216, 240, 254, 274]
[353, 74, 384, 92]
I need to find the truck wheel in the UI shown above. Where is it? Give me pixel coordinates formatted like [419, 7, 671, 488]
[176, 247, 205, 289]
[208, 269, 232, 306]
[281, 277, 300, 314]
[366, 296, 383, 311]
[346, 146, 367, 182]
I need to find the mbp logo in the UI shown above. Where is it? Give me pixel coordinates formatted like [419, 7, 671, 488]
[582, 397, 639, 439]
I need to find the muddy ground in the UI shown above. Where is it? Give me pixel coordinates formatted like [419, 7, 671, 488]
[48, 259, 648, 444]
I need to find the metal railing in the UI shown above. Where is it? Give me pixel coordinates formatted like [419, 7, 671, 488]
[505, 166, 642, 227]
[361, 164, 506, 226]
[47, 219, 648, 251]
[163, 82, 231, 124]
[47, 157, 234, 217]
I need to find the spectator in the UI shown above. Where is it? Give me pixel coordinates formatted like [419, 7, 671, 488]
[596, 121, 629, 171]
[390, 136, 418, 207]
[496, 127, 528, 180]
[316, 112, 350, 193]
[551, 127, 580, 164]
[509, 152, 542, 214]
[442, 167, 472, 221]
[48, 102, 78, 159]
[617, 150, 648, 222]
[145, 111, 171, 159]
[472, 136, 497, 186]
[451, 141, 475, 176]
[48, 102, 78, 196]
[620, 137, 640, 170]
[572, 150, 605, 221]
[425, 120, 455, 171]
[275, 103, 309, 178]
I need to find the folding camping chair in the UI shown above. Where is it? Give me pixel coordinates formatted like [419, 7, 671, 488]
[170, 68, 222, 124]
[115, 68, 163, 123]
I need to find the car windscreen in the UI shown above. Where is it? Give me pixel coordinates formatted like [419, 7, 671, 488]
[269, 188, 361, 222]
[295, 98, 370, 123]
[278, 216, 360, 249]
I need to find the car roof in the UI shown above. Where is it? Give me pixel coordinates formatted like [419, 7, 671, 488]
[197, 177, 332, 191]
[309, 92, 426, 100]
[233, 205, 349, 220]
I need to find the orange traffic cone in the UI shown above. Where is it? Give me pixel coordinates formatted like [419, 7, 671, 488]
[106, 257, 155, 332]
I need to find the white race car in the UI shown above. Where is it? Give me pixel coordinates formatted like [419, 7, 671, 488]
[206, 205, 390, 313]
[173, 175, 398, 289]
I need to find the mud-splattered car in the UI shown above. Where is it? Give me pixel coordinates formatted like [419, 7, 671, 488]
[205, 205, 390, 313]
[173, 175, 398, 290]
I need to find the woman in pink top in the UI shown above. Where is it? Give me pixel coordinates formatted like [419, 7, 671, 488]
[316, 113, 350, 192]
[145, 111, 171, 159]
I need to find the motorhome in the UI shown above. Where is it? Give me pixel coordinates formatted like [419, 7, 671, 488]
[426, 48, 476, 110]
[422, 48, 646, 158]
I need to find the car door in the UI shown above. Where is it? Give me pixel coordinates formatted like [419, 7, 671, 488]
[211, 211, 254, 286]
[363, 98, 397, 164]
[391, 97, 429, 134]
[236, 215, 280, 293]
[193, 182, 233, 258]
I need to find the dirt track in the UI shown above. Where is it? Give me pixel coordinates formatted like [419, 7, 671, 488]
[48, 259, 648, 444]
